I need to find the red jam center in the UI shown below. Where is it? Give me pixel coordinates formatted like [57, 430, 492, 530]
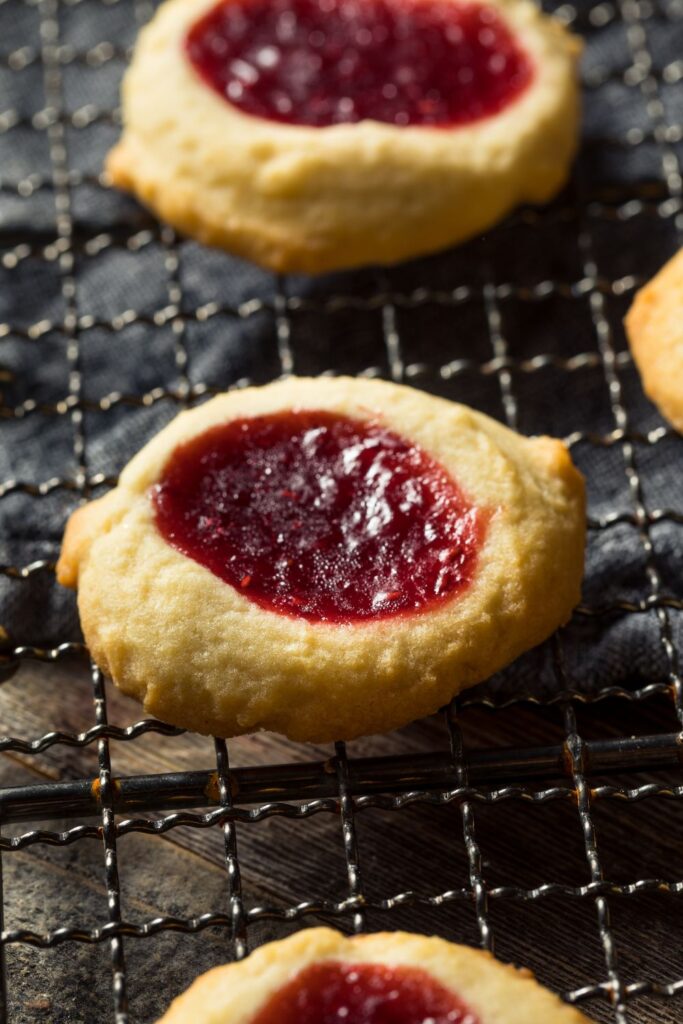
[250, 960, 479, 1024]
[152, 410, 482, 623]
[185, 0, 533, 128]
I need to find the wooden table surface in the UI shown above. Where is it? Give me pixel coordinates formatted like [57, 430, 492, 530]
[1, 660, 681, 1024]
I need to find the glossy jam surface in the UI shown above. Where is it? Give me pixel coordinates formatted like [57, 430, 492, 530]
[152, 410, 482, 623]
[185, 0, 533, 128]
[250, 960, 479, 1024]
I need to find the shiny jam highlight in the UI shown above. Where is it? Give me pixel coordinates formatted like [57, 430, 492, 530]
[152, 410, 482, 623]
[185, 0, 533, 128]
[250, 960, 479, 1024]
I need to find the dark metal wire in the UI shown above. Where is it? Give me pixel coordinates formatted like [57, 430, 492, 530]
[93, 663, 129, 1024]
[334, 742, 367, 934]
[213, 738, 249, 960]
[0, 728, 682, 830]
[446, 702, 492, 952]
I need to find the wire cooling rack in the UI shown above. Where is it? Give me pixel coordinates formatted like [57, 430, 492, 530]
[0, 0, 683, 1021]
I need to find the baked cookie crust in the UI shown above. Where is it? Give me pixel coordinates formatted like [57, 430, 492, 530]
[156, 927, 592, 1023]
[107, 0, 581, 273]
[57, 378, 585, 742]
[624, 248, 683, 434]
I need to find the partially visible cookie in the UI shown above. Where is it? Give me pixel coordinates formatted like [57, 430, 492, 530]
[625, 248, 683, 433]
[107, 0, 581, 273]
[156, 927, 592, 1023]
[57, 377, 585, 742]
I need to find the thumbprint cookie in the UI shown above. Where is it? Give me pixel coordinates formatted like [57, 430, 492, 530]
[156, 927, 592, 1023]
[106, 0, 581, 273]
[57, 377, 585, 742]
[625, 248, 683, 434]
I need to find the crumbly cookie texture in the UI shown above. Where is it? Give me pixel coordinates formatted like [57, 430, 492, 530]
[106, 0, 581, 273]
[624, 248, 683, 434]
[156, 927, 592, 1023]
[57, 377, 585, 742]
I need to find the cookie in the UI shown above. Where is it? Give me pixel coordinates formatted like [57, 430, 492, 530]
[57, 377, 585, 742]
[156, 927, 592, 1023]
[624, 248, 683, 434]
[107, 0, 581, 273]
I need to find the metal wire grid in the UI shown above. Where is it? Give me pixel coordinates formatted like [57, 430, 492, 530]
[0, 0, 682, 1021]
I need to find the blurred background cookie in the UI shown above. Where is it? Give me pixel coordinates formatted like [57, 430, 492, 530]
[157, 927, 593, 1023]
[107, 0, 581, 272]
[625, 248, 683, 434]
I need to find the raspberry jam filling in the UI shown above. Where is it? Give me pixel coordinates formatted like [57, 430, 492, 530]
[185, 0, 533, 128]
[250, 960, 478, 1024]
[152, 410, 483, 623]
